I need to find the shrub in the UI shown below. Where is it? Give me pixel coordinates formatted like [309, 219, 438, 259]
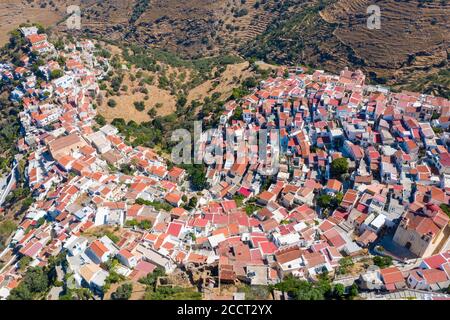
[111, 283, 132, 300]
[330, 158, 349, 178]
[18, 256, 32, 271]
[138, 220, 152, 230]
[373, 256, 393, 268]
[8, 267, 50, 300]
[234, 8, 248, 17]
[50, 69, 63, 80]
[107, 99, 117, 108]
[134, 101, 145, 112]
[95, 115, 106, 126]
[337, 257, 354, 275]
[147, 108, 157, 118]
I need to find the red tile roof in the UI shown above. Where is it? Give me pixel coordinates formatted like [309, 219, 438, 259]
[89, 240, 109, 259]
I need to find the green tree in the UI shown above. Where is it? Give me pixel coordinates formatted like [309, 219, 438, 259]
[125, 219, 139, 228]
[9, 266, 50, 300]
[147, 107, 157, 118]
[24, 267, 50, 293]
[337, 256, 354, 275]
[0, 220, 17, 240]
[431, 111, 441, 120]
[75, 288, 93, 300]
[233, 194, 245, 207]
[119, 163, 133, 175]
[104, 271, 125, 292]
[139, 267, 166, 289]
[333, 283, 345, 299]
[317, 194, 333, 209]
[348, 283, 359, 300]
[111, 283, 132, 300]
[101, 258, 120, 272]
[373, 256, 393, 268]
[176, 95, 187, 112]
[145, 286, 201, 300]
[8, 284, 33, 300]
[135, 198, 172, 212]
[107, 99, 117, 108]
[183, 165, 208, 190]
[335, 192, 344, 204]
[60, 288, 93, 300]
[245, 203, 259, 216]
[274, 275, 333, 300]
[134, 101, 145, 112]
[18, 256, 32, 271]
[50, 69, 63, 80]
[317, 192, 343, 212]
[138, 220, 152, 230]
[231, 105, 243, 121]
[110, 75, 123, 92]
[440, 204, 450, 218]
[330, 158, 349, 178]
[433, 127, 443, 134]
[186, 196, 198, 210]
[95, 114, 106, 126]
[316, 273, 333, 298]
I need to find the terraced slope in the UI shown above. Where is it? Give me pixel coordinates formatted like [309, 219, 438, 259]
[0, 0, 448, 96]
[243, 0, 449, 95]
[324, 0, 449, 81]
[64, 0, 304, 58]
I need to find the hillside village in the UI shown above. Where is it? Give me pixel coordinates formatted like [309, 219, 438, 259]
[0, 27, 450, 300]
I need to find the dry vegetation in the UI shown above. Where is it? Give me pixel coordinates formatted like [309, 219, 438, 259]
[322, 0, 449, 89]
[73, 0, 449, 95]
[0, 0, 64, 46]
[186, 61, 256, 103]
[2, 0, 447, 96]
[95, 43, 275, 124]
[81, 225, 121, 242]
[245, 0, 449, 95]
[103, 281, 147, 300]
[61, 0, 296, 58]
[97, 69, 177, 123]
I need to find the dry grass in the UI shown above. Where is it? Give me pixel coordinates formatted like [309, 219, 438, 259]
[187, 61, 255, 104]
[96, 44, 181, 123]
[103, 281, 147, 300]
[348, 262, 368, 276]
[254, 61, 279, 71]
[96, 44, 263, 124]
[0, 0, 63, 46]
[98, 81, 176, 124]
[81, 225, 119, 241]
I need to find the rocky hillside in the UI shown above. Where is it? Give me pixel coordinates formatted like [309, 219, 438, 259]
[1, 0, 449, 96]
[243, 0, 449, 95]
[73, 0, 299, 59]
[60, 0, 448, 96]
